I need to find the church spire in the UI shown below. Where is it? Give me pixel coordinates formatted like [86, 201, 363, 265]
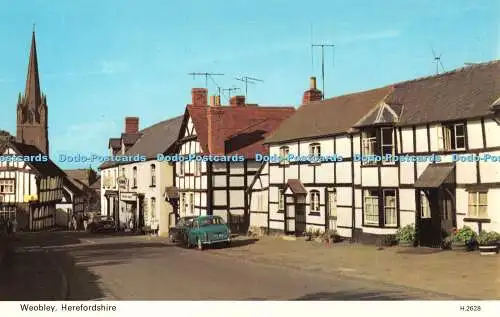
[24, 27, 41, 110]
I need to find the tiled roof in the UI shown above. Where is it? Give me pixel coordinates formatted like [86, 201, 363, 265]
[121, 133, 142, 146]
[286, 179, 307, 195]
[99, 116, 183, 170]
[264, 87, 392, 144]
[108, 138, 121, 149]
[8, 141, 66, 177]
[186, 105, 295, 158]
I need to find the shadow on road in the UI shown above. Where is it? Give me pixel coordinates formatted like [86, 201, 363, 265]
[293, 290, 415, 300]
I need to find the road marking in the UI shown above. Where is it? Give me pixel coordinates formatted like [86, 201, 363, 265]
[81, 239, 96, 244]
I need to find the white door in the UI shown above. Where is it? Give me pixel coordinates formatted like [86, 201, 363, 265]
[328, 192, 337, 230]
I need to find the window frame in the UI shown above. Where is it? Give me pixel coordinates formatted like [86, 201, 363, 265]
[194, 160, 202, 175]
[380, 127, 395, 165]
[468, 191, 488, 219]
[0, 179, 15, 194]
[132, 166, 137, 188]
[440, 122, 467, 151]
[189, 193, 194, 214]
[383, 189, 397, 227]
[279, 146, 290, 165]
[420, 191, 431, 219]
[150, 164, 156, 187]
[363, 189, 379, 225]
[309, 190, 320, 212]
[150, 197, 156, 219]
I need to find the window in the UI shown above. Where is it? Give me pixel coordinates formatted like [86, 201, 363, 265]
[279, 146, 290, 165]
[383, 190, 397, 227]
[420, 191, 431, 219]
[309, 143, 321, 163]
[362, 129, 377, 165]
[150, 197, 156, 219]
[121, 167, 125, 176]
[150, 164, 156, 187]
[328, 191, 337, 218]
[363, 190, 379, 225]
[179, 161, 185, 176]
[189, 193, 194, 214]
[180, 193, 186, 215]
[194, 160, 201, 175]
[309, 190, 320, 212]
[132, 167, 137, 188]
[468, 192, 487, 218]
[381, 127, 394, 157]
[113, 170, 117, 187]
[439, 123, 466, 151]
[278, 190, 284, 210]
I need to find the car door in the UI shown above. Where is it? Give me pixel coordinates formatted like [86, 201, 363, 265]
[189, 220, 199, 244]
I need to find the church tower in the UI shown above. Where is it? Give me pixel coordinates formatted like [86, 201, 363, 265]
[16, 29, 49, 155]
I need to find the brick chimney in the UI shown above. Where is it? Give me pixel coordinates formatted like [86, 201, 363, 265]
[229, 95, 246, 107]
[302, 77, 323, 104]
[207, 95, 224, 154]
[125, 117, 139, 134]
[192, 88, 208, 106]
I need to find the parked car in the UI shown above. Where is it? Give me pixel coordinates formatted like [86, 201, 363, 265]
[168, 216, 195, 243]
[185, 215, 231, 250]
[86, 215, 116, 233]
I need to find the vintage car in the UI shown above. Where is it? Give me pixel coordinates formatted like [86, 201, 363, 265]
[185, 215, 231, 250]
[86, 215, 116, 233]
[168, 216, 195, 243]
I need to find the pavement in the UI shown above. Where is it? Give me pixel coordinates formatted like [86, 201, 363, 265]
[0, 231, 464, 300]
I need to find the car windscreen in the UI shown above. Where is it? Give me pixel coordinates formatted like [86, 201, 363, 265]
[199, 217, 225, 226]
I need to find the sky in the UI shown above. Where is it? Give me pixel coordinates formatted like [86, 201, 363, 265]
[0, 0, 498, 169]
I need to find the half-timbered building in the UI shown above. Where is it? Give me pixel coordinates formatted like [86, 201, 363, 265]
[353, 60, 500, 246]
[250, 77, 391, 239]
[250, 61, 500, 247]
[175, 88, 295, 232]
[0, 141, 64, 231]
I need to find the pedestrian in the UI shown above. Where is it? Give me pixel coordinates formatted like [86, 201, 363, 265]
[72, 216, 77, 232]
[83, 216, 88, 232]
[6, 218, 12, 236]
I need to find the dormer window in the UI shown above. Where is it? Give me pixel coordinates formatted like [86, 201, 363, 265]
[279, 146, 290, 165]
[439, 122, 466, 151]
[362, 127, 394, 165]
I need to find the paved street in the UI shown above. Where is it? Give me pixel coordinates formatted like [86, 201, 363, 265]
[1, 231, 458, 300]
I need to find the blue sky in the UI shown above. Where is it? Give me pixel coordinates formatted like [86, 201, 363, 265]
[0, 0, 498, 169]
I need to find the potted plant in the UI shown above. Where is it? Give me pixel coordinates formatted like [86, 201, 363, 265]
[322, 229, 338, 244]
[313, 229, 322, 242]
[452, 226, 477, 251]
[304, 228, 313, 241]
[395, 224, 415, 247]
[477, 230, 500, 255]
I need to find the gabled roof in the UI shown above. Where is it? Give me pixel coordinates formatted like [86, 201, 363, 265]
[186, 105, 295, 158]
[264, 87, 392, 144]
[385, 60, 500, 126]
[7, 141, 66, 177]
[108, 138, 121, 149]
[90, 176, 101, 190]
[285, 179, 307, 195]
[121, 133, 142, 146]
[99, 115, 183, 170]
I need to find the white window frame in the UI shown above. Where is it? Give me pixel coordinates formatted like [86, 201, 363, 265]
[150, 164, 156, 187]
[381, 127, 395, 164]
[309, 190, 320, 212]
[468, 191, 488, 218]
[383, 189, 397, 227]
[150, 197, 156, 219]
[453, 123, 466, 150]
[194, 160, 202, 175]
[279, 146, 290, 165]
[189, 193, 194, 214]
[132, 167, 137, 187]
[363, 190, 379, 225]
[0, 179, 15, 194]
[278, 190, 284, 210]
[309, 143, 321, 162]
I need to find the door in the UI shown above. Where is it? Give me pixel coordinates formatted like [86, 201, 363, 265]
[295, 194, 306, 235]
[440, 188, 455, 234]
[285, 195, 295, 234]
[418, 189, 443, 247]
[327, 191, 337, 230]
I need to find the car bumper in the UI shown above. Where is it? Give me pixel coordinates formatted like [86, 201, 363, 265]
[202, 238, 231, 245]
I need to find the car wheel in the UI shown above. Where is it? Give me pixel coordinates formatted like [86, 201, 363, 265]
[225, 241, 231, 248]
[196, 238, 204, 251]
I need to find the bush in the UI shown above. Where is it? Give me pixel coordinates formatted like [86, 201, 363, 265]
[453, 226, 477, 244]
[395, 224, 415, 243]
[477, 230, 500, 246]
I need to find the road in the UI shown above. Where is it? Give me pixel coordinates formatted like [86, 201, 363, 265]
[1, 231, 455, 300]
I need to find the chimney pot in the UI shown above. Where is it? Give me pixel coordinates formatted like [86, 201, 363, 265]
[191, 88, 208, 106]
[215, 95, 221, 106]
[310, 77, 317, 89]
[125, 117, 139, 134]
[230, 95, 246, 107]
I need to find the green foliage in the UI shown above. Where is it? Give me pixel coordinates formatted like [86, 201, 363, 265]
[313, 228, 322, 237]
[452, 226, 477, 243]
[477, 230, 500, 246]
[395, 224, 415, 243]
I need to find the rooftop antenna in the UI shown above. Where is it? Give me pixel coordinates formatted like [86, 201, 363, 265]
[235, 75, 263, 99]
[311, 42, 335, 99]
[431, 48, 445, 74]
[222, 87, 241, 99]
[188, 72, 224, 89]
